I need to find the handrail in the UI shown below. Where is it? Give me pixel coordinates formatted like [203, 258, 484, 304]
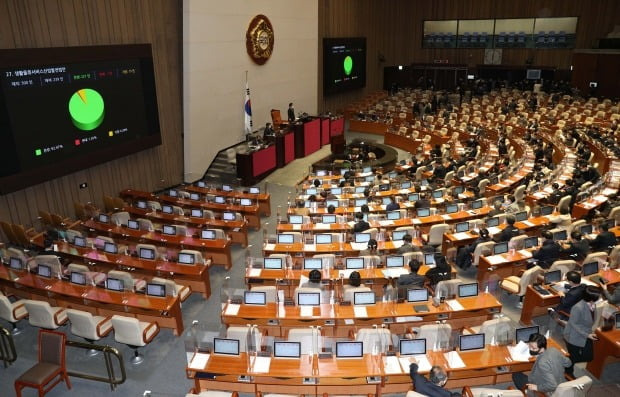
[65, 340, 126, 390]
[0, 326, 17, 367]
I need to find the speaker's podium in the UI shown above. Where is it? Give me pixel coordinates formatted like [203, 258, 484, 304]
[331, 133, 346, 155]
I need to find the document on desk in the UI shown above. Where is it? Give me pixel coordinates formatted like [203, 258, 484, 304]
[251, 356, 271, 373]
[412, 218, 422, 224]
[441, 214, 452, 220]
[224, 304, 240, 316]
[354, 306, 368, 318]
[485, 255, 505, 265]
[292, 224, 302, 230]
[399, 189, 411, 194]
[351, 242, 368, 251]
[300, 306, 314, 317]
[446, 299, 464, 311]
[521, 220, 535, 227]
[399, 354, 431, 372]
[518, 249, 533, 258]
[382, 268, 409, 278]
[452, 232, 472, 240]
[391, 240, 404, 248]
[304, 244, 317, 251]
[444, 351, 466, 368]
[338, 269, 357, 278]
[264, 243, 275, 251]
[379, 220, 395, 227]
[187, 352, 210, 370]
[278, 302, 286, 317]
[508, 341, 532, 362]
[314, 223, 328, 230]
[247, 268, 262, 277]
[395, 316, 423, 323]
[487, 226, 501, 235]
[347, 221, 356, 227]
[384, 356, 404, 374]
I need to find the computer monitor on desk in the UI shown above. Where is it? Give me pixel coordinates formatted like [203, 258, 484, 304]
[515, 326, 539, 343]
[298, 292, 320, 306]
[386, 255, 404, 268]
[582, 262, 598, 276]
[190, 193, 200, 201]
[277, 234, 295, 244]
[162, 225, 176, 235]
[424, 253, 435, 266]
[37, 264, 52, 278]
[355, 233, 371, 244]
[146, 283, 166, 297]
[409, 193, 419, 202]
[289, 215, 303, 224]
[458, 283, 478, 298]
[336, 341, 363, 358]
[326, 200, 339, 208]
[70, 272, 86, 286]
[407, 288, 429, 302]
[274, 341, 301, 358]
[264, 257, 283, 269]
[191, 209, 203, 218]
[471, 199, 483, 210]
[139, 247, 156, 260]
[322, 215, 336, 224]
[105, 278, 124, 291]
[162, 205, 173, 214]
[392, 230, 407, 241]
[399, 339, 426, 355]
[127, 220, 139, 230]
[345, 257, 364, 269]
[553, 230, 567, 242]
[515, 211, 528, 222]
[417, 208, 430, 217]
[524, 236, 538, 249]
[9, 257, 23, 270]
[178, 252, 195, 265]
[540, 206, 554, 216]
[446, 204, 458, 214]
[315, 234, 332, 244]
[455, 222, 469, 233]
[544, 270, 562, 284]
[353, 291, 376, 305]
[459, 333, 485, 351]
[493, 242, 509, 255]
[103, 242, 118, 254]
[244, 291, 266, 305]
[303, 258, 322, 270]
[213, 338, 240, 355]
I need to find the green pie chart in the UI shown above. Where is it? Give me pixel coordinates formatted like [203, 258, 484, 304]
[68, 88, 105, 131]
[343, 55, 353, 76]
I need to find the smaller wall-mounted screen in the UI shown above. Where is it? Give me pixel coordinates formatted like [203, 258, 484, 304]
[423, 20, 458, 49]
[323, 37, 366, 95]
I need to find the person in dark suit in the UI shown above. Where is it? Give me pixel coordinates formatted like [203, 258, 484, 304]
[589, 222, 617, 252]
[409, 360, 460, 397]
[551, 271, 587, 320]
[385, 197, 400, 212]
[493, 215, 519, 242]
[287, 102, 295, 122]
[560, 231, 590, 261]
[352, 212, 370, 233]
[432, 160, 447, 180]
[414, 193, 431, 210]
[397, 234, 420, 254]
[563, 286, 601, 377]
[397, 259, 425, 289]
[263, 122, 275, 138]
[532, 231, 561, 269]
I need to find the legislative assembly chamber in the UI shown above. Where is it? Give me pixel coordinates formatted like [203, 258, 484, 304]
[1, 1, 620, 396]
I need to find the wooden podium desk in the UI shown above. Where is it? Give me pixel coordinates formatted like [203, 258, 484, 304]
[188, 342, 561, 395]
[586, 327, 620, 378]
[83, 219, 233, 270]
[236, 144, 277, 186]
[122, 206, 248, 247]
[0, 265, 184, 335]
[221, 294, 501, 337]
[120, 189, 261, 230]
[262, 240, 427, 257]
[49, 241, 211, 298]
[477, 249, 533, 286]
[184, 185, 271, 217]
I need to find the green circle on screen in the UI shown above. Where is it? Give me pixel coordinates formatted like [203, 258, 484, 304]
[343, 56, 353, 76]
[68, 88, 105, 131]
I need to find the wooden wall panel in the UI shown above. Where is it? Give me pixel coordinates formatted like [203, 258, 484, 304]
[0, 0, 183, 230]
[319, 0, 620, 112]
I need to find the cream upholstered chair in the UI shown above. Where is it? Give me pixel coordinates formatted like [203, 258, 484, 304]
[549, 259, 577, 275]
[178, 249, 206, 265]
[313, 253, 336, 268]
[581, 252, 607, 266]
[609, 245, 620, 267]
[24, 300, 68, 329]
[65, 229, 83, 243]
[402, 251, 424, 264]
[435, 279, 462, 298]
[500, 266, 543, 296]
[423, 224, 449, 247]
[111, 315, 159, 364]
[137, 218, 155, 231]
[250, 286, 277, 303]
[0, 295, 28, 334]
[361, 228, 378, 240]
[110, 211, 130, 226]
[473, 241, 496, 267]
[146, 201, 161, 211]
[355, 327, 392, 354]
[343, 287, 372, 304]
[467, 317, 512, 344]
[33, 255, 63, 278]
[135, 243, 159, 260]
[288, 327, 323, 355]
[478, 179, 490, 193]
[547, 375, 592, 397]
[107, 270, 146, 292]
[67, 263, 106, 285]
[414, 323, 452, 351]
[557, 195, 572, 212]
[66, 309, 113, 355]
[150, 277, 191, 302]
[462, 386, 524, 397]
[226, 326, 263, 353]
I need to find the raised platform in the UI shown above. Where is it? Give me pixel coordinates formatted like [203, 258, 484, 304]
[311, 138, 398, 173]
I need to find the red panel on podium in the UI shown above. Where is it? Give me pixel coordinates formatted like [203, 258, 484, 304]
[330, 117, 344, 136]
[252, 145, 276, 177]
[320, 118, 330, 145]
[303, 118, 321, 156]
[284, 132, 295, 164]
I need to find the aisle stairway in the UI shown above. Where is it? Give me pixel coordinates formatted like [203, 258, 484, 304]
[201, 145, 242, 185]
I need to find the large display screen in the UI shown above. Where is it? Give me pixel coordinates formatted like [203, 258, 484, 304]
[0, 44, 161, 193]
[323, 37, 366, 95]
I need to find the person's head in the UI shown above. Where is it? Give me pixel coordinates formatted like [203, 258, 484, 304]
[600, 222, 609, 232]
[349, 271, 361, 287]
[289, 102, 293, 108]
[296, 200, 305, 209]
[402, 234, 413, 244]
[308, 194, 317, 202]
[367, 239, 378, 251]
[313, 178, 321, 187]
[582, 285, 601, 303]
[566, 270, 581, 285]
[479, 228, 489, 239]
[327, 204, 335, 214]
[527, 333, 547, 356]
[266, 122, 271, 128]
[409, 259, 421, 274]
[542, 230, 553, 240]
[429, 365, 449, 387]
[493, 200, 502, 210]
[309, 269, 321, 283]
[506, 215, 516, 226]
[360, 204, 370, 214]
[507, 195, 515, 204]
[570, 230, 582, 241]
[355, 212, 364, 221]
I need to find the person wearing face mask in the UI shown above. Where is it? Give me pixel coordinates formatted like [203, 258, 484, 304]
[409, 359, 460, 397]
[562, 286, 601, 377]
[512, 333, 571, 393]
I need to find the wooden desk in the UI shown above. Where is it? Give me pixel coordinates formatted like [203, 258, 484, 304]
[477, 250, 531, 286]
[184, 185, 271, 217]
[83, 219, 233, 270]
[122, 206, 248, 247]
[519, 285, 561, 325]
[349, 119, 389, 135]
[262, 240, 426, 257]
[0, 265, 184, 335]
[586, 327, 620, 378]
[49, 241, 211, 298]
[221, 294, 501, 337]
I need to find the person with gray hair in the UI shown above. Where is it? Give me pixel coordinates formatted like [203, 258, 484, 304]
[409, 358, 460, 396]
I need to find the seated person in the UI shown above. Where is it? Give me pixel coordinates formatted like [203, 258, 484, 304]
[359, 238, 379, 256]
[352, 212, 370, 233]
[263, 122, 275, 138]
[560, 231, 589, 261]
[548, 207, 572, 228]
[493, 215, 519, 242]
[512, 333, 571, 394]
[432, 160, 447, 180]
[602, 281, 620, 304]
[397, 259, 425, 289]
[326, 204, 336, 214]
[397, 234, 420, 254]
[293, 200, 310, 216]
[424, 253, 451, 286]
[414, 193, 431, 210]
[532, 231, 561, 269]
[385, 197, 400, 212]
[589, 222, 617, 252]
[344, 270, 364, 289]
[301, 269, 323, 289]
[550, 270, 587, 320]
[487, 200, 504, 217]
[456, 228, 490, 270]
[409, 359, 460, 397]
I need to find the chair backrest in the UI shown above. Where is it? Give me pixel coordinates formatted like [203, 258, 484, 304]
[151, 277, 179, 297]
[582, 252, 607, 266]
[226, 326, 262, 353]
[67, 263, 90, 274]
[24, 300, 56, 328]
[518, 266, 543, 296]
[356, 328, 391, 354]
[557, 195, 572, 212]
[428, 224, 449, 245]
[473, 241, 496, 266]
[34, 255, 63, 277]
[146, 201, 161, 211]
[402, 251, 424, 264]
[250, 286, 277, 303]
[111, 315, 144, 346]
[567, 220, 586, 236]
[509, 235, 529, 250]
[179, 249, 205, 265]
[479, 317, 512, 344]
[313, 254, 336, 268]
[435, 279, 462, 298]
[465, 387, 524, 397]
[138, 218, 155, 231]
[107, 270, 136, 290]
[343, 287, 372, 304]
[287, 328, 322, 354]
[514, 185, 526, 202]
[39, 329, 66, 366]
[66, 309, 98, 340]
[609, 245, 620, 267]
[417, 323, 452, 350]
[0, 295, 20, 322]
[136, 244, 159, 260]
[550, 375, 592, 397]
[65, 229, 83, 242]
[549, 260, 576, 275]
[111, 211, 130, 226]
[359, 255, 381, 267]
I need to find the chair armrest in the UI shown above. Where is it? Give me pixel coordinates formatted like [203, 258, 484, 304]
[516, 269, 525, 277]
[66, 220, 81, 229]
[96, 316, 113, 338]
[24, 227, 35, 235]
[12, 303, 28, 320]
[142, 322, 160, 343]
[54, 308, 68, 325]
[231, 392, 239, 397]
[177, 285, 191, 300]
[348, 329, 356, 339]
[462, 386, 474, 397]
[564, 373, 576, 381]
